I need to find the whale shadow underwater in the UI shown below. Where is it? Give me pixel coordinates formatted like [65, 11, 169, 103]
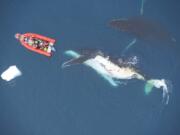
[109, 16, 176, 52]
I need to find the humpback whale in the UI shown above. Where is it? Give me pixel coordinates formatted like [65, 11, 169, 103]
[62, 49, 172, 105]
[109, 17, 176, 43]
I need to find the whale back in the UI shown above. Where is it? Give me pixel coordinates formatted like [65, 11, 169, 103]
[110, 16, 175, 43]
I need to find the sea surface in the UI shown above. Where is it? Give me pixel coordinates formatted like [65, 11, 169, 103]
[0, 0, 180, 135]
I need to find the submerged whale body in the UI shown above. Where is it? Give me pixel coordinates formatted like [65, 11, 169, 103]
[62, 49, 172, 105]
[110, 17, 176, 44]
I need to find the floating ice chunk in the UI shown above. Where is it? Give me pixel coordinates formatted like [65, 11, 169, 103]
[1, 65, 22, 81]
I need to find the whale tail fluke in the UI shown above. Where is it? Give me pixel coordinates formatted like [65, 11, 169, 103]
[145, 79, 172, 105]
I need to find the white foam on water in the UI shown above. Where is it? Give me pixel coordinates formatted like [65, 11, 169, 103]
[147, 79, 172, 105]
[1, 65, 22, 81]
[127, 55, 139, 65]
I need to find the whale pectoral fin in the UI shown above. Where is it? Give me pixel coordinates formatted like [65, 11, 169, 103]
[62, 56, 90, 68]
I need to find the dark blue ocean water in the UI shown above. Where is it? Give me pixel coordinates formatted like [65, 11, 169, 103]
[0, 0, 180, 135]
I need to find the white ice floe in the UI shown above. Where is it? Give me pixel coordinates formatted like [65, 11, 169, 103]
[1, 65, 22, 81]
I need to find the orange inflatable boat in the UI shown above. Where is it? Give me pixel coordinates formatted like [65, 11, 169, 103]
[15, 33, 56, 57]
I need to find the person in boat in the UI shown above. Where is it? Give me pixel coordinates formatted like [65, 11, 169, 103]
[15, 33, 47, 49]
[29, 38, 53, 52]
